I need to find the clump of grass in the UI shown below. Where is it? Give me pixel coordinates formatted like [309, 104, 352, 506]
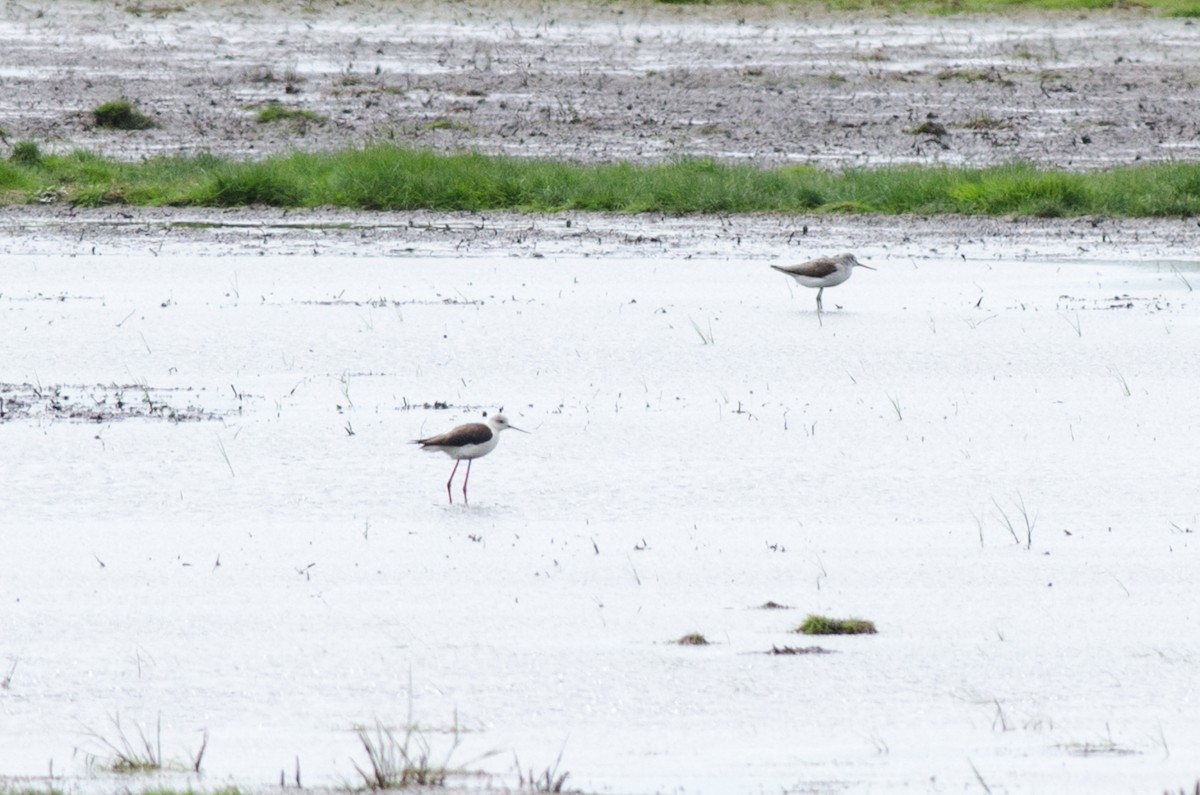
[79, 713, 208, 774]
[424, 117, 473, 132]
[9, 140, 42, 165]
[688, 316, 715, 345]
[796, 614, 877, 635]
[124, 2, 186, 16]
[255, 103, 327, 126]
[353, 718, 463, 789]
[676, 632, 710, 645]
[991, 492, 1038, 548]
[82, 713, 162, 772]
[515, 749, 571, 793]
[93, 99, 157, 131]
[911, 120, 948, 136]
[934, 67, 1013, 85]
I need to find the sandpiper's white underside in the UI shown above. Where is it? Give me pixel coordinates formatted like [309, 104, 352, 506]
[422, 435, 499, 461]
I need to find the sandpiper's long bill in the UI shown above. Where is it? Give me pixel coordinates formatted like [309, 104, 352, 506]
[413, 412, 527, 504]
[771, 253, 875, 315]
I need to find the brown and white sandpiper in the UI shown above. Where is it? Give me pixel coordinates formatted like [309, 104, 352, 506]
[771, 253, 875, 316]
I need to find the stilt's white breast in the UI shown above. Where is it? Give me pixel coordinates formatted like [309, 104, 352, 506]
[440, 434, 499, 461]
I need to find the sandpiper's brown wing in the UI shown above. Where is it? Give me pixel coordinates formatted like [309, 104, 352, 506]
[414, 422, 493, 447]
[771, 257, 841, 279]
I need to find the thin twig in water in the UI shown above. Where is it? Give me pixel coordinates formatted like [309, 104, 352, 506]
[216, 436, 235, 477]
[1060, 311, 1082, 336]
[990, 497, 1020, 545]
[189, 729, 209, 773]
[1108, 365, 1131, 397]
[1170, 263, 1193, 292]
[969, 759, 995, 794]
[1, 658, 16, 689]
[886, 392, 903, 421]
[1014, 491, 1037, 549]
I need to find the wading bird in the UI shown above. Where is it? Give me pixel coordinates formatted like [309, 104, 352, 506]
[771, 253, 875, 317]
[413, 412, 527, 504]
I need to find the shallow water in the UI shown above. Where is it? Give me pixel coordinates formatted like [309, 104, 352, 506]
[2, 235, 1198, 793]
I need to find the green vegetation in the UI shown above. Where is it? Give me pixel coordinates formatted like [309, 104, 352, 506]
[93, 99, 157, 131]
[254, 102, 327, 126]
[676, 632, 711, 645]
[424, 117, 474, 132]
[1, 145, 1198, 216]
[9, 140, 42, 165]
[654, 0, 1200, 15]
[78, 714, 208, 775]
[796, 615, 878, 635]
[124, 2, 187, 15]
[353, 718, 468, 789]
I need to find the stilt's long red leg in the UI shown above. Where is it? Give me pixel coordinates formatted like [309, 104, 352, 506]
[446, 459, 461, 504]
[462, 458, 473, 503]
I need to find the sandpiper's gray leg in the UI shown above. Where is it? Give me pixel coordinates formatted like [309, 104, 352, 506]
[816, 286, 824, 314]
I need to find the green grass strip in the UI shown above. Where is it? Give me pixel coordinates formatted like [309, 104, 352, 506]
[3, 144, 1200, 217]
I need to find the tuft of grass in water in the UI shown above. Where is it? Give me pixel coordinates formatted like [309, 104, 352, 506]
[514, 749, 571, 793]
[688, 316, 715, 345]
[81, 713, 162, 772]
[255, 102, 327, 126]
[796, 615, 878, 635]
[0, 146, 1198, 216]
[352, 714, 486, 789]
[676, 632, 710, 645]
[991, 491, 1038, 548]
[354, 719, 451, 788]
[93, 99, 157, 131]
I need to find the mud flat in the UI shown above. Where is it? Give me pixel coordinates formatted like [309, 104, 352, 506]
[3, 0, 1200, 168]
